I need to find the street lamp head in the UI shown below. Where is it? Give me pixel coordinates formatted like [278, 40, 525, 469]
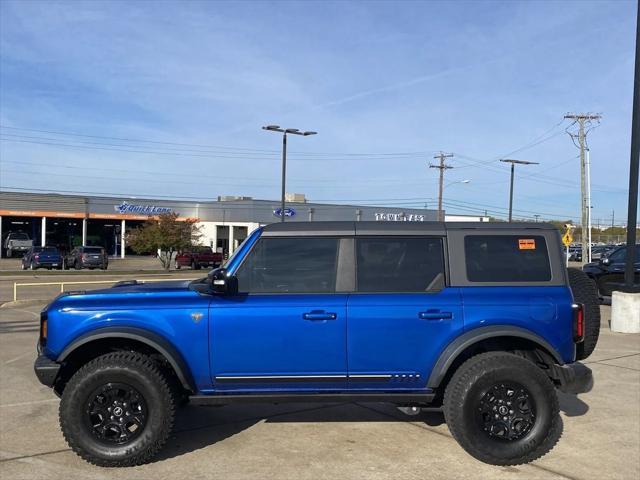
[285, 128, 300, 134]
[262, 125, 283, 132]
[500, 158, 539, 165]
[303, 131, 317, 136]
[461, 179, 471, 184]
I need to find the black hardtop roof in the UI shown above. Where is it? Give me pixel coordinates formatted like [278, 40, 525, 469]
[261, 221, 557, 236]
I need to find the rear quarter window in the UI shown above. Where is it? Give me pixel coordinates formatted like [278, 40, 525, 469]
[464, 235, 551, 282]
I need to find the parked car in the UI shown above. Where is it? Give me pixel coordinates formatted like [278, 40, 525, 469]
[568, 245, 582, 262]
[35, 222, 598, 467]
[175, 246, 222, 270]
[21, 246, 62, 270]
[65, 246, 108, 270]
[583, 244, 640, 296]
[590, 244, 617, 261]
[3, 232, 34, 258]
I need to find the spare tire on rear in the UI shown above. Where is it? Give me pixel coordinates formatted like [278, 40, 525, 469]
[567, 268, 600, 360]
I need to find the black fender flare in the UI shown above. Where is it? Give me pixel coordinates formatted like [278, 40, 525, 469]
[57, 327, 196, 393]
[426, 326, 565, 389]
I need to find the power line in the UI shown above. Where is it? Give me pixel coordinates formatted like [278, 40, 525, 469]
[0, 125, 430, 157]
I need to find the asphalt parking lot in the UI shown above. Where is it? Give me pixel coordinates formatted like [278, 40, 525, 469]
[0, 300, 638, 480]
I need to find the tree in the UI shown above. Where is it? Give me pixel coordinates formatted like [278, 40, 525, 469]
[127, 212, 202, 270]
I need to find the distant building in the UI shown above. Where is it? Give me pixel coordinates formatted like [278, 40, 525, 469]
[1, 191, 444, 258]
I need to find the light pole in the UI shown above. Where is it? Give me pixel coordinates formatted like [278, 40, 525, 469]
[262, 125, 317, 222]
[499, 159, 538, 222]
[441, 180, 470, 221]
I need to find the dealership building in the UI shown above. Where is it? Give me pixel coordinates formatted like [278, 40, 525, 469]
[0, 191, 487, 258]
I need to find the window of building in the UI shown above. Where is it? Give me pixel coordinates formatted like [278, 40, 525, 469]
[236, 237, 339, 293]
[464, 235, 551, 282]
[356, 237, 445, 292]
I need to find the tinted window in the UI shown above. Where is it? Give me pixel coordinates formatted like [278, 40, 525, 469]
[42, 247, 57, 253]
[356, 237, 445, 292]
[465, 235, 551, 282]
[609, 246, 640, 262]
[236, 237, 339, 293]
[83, 247, 103, 254]
[10, 233, 29, 240]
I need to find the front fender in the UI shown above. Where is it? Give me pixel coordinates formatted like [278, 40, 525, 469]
[58, 326, 197, 392]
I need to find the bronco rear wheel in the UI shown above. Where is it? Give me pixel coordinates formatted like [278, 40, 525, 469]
[444, 352, 562, 466]
[59, 352, 175, 467]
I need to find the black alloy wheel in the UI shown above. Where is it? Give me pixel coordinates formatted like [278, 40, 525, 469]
[85, 382, 147, 445]
[476, 382, 536, 441]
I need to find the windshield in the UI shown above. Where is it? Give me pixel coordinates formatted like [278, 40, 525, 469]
[33, 247, 57, 253]
[10, 233, 29, 240]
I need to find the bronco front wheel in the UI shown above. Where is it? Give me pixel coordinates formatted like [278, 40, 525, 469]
[443, 352, 562, 465]
[59, 352, 175, 467]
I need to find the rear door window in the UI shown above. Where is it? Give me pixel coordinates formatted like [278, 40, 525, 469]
[356, 237, 445, 292]
[465, 235, 551, 282]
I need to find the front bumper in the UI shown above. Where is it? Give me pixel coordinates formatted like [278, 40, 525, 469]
[551, 362, 593, 394]
[34, 355, 61, 388]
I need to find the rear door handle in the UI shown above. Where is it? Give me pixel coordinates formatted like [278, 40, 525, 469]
[303, 310, 338, 321]
[418, 311, 453, 320]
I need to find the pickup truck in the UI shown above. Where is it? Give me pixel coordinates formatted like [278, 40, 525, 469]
[175, 246, 222, 270]
[3, 232, 34, 258]
[34, 222, 599, 467]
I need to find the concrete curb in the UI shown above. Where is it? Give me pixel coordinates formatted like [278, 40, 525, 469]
[0, 299, 48, 309]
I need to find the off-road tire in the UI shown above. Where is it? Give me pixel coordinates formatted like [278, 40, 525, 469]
[567, 267, 600, 360]
[59, 352, 175, 467]
[74, 260, 82, 270]
[443, 352, 562, 466]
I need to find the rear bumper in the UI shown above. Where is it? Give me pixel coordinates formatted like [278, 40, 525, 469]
[34, 355, 60, 388]
[81, 260, 107, 266]
[551, 362, 593, 394]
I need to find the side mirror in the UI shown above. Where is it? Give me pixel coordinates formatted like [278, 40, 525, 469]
[208, 267, 238, 295]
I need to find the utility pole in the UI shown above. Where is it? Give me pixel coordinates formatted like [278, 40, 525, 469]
[534, 214, 540, 223]
[430, 152, 453, 222]
[611, 209, 615, 230]
[564, 113, 601, 265]
[499, 159, 538, 222]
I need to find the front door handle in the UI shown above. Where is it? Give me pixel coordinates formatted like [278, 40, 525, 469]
[303, 310, 337, 321]
[418, 311, 453, 320]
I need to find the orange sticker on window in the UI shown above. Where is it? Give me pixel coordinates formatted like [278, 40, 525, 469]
[519, 239, 536, 250]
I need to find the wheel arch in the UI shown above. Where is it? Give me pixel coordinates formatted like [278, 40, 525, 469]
[427, 326, 564, 390]
[57, 327, 196, 393]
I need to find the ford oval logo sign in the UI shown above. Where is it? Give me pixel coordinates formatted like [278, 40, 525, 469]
[273, 207, 296, 218]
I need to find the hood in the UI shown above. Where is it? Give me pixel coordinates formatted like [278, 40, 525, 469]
[95, 279, 194, 294]
[47, 279, 202, 311]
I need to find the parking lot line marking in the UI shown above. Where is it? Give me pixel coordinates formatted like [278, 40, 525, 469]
[593, 362, 640, 372]
[4, 351, 33, 364]
[585, 352, 640, 364]
[0, 398, 58, 408]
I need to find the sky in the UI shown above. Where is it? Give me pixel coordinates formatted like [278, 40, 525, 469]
[0, 0, 637, 224]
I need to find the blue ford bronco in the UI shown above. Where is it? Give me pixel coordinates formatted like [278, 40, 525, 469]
[34, 222, 599, 467]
